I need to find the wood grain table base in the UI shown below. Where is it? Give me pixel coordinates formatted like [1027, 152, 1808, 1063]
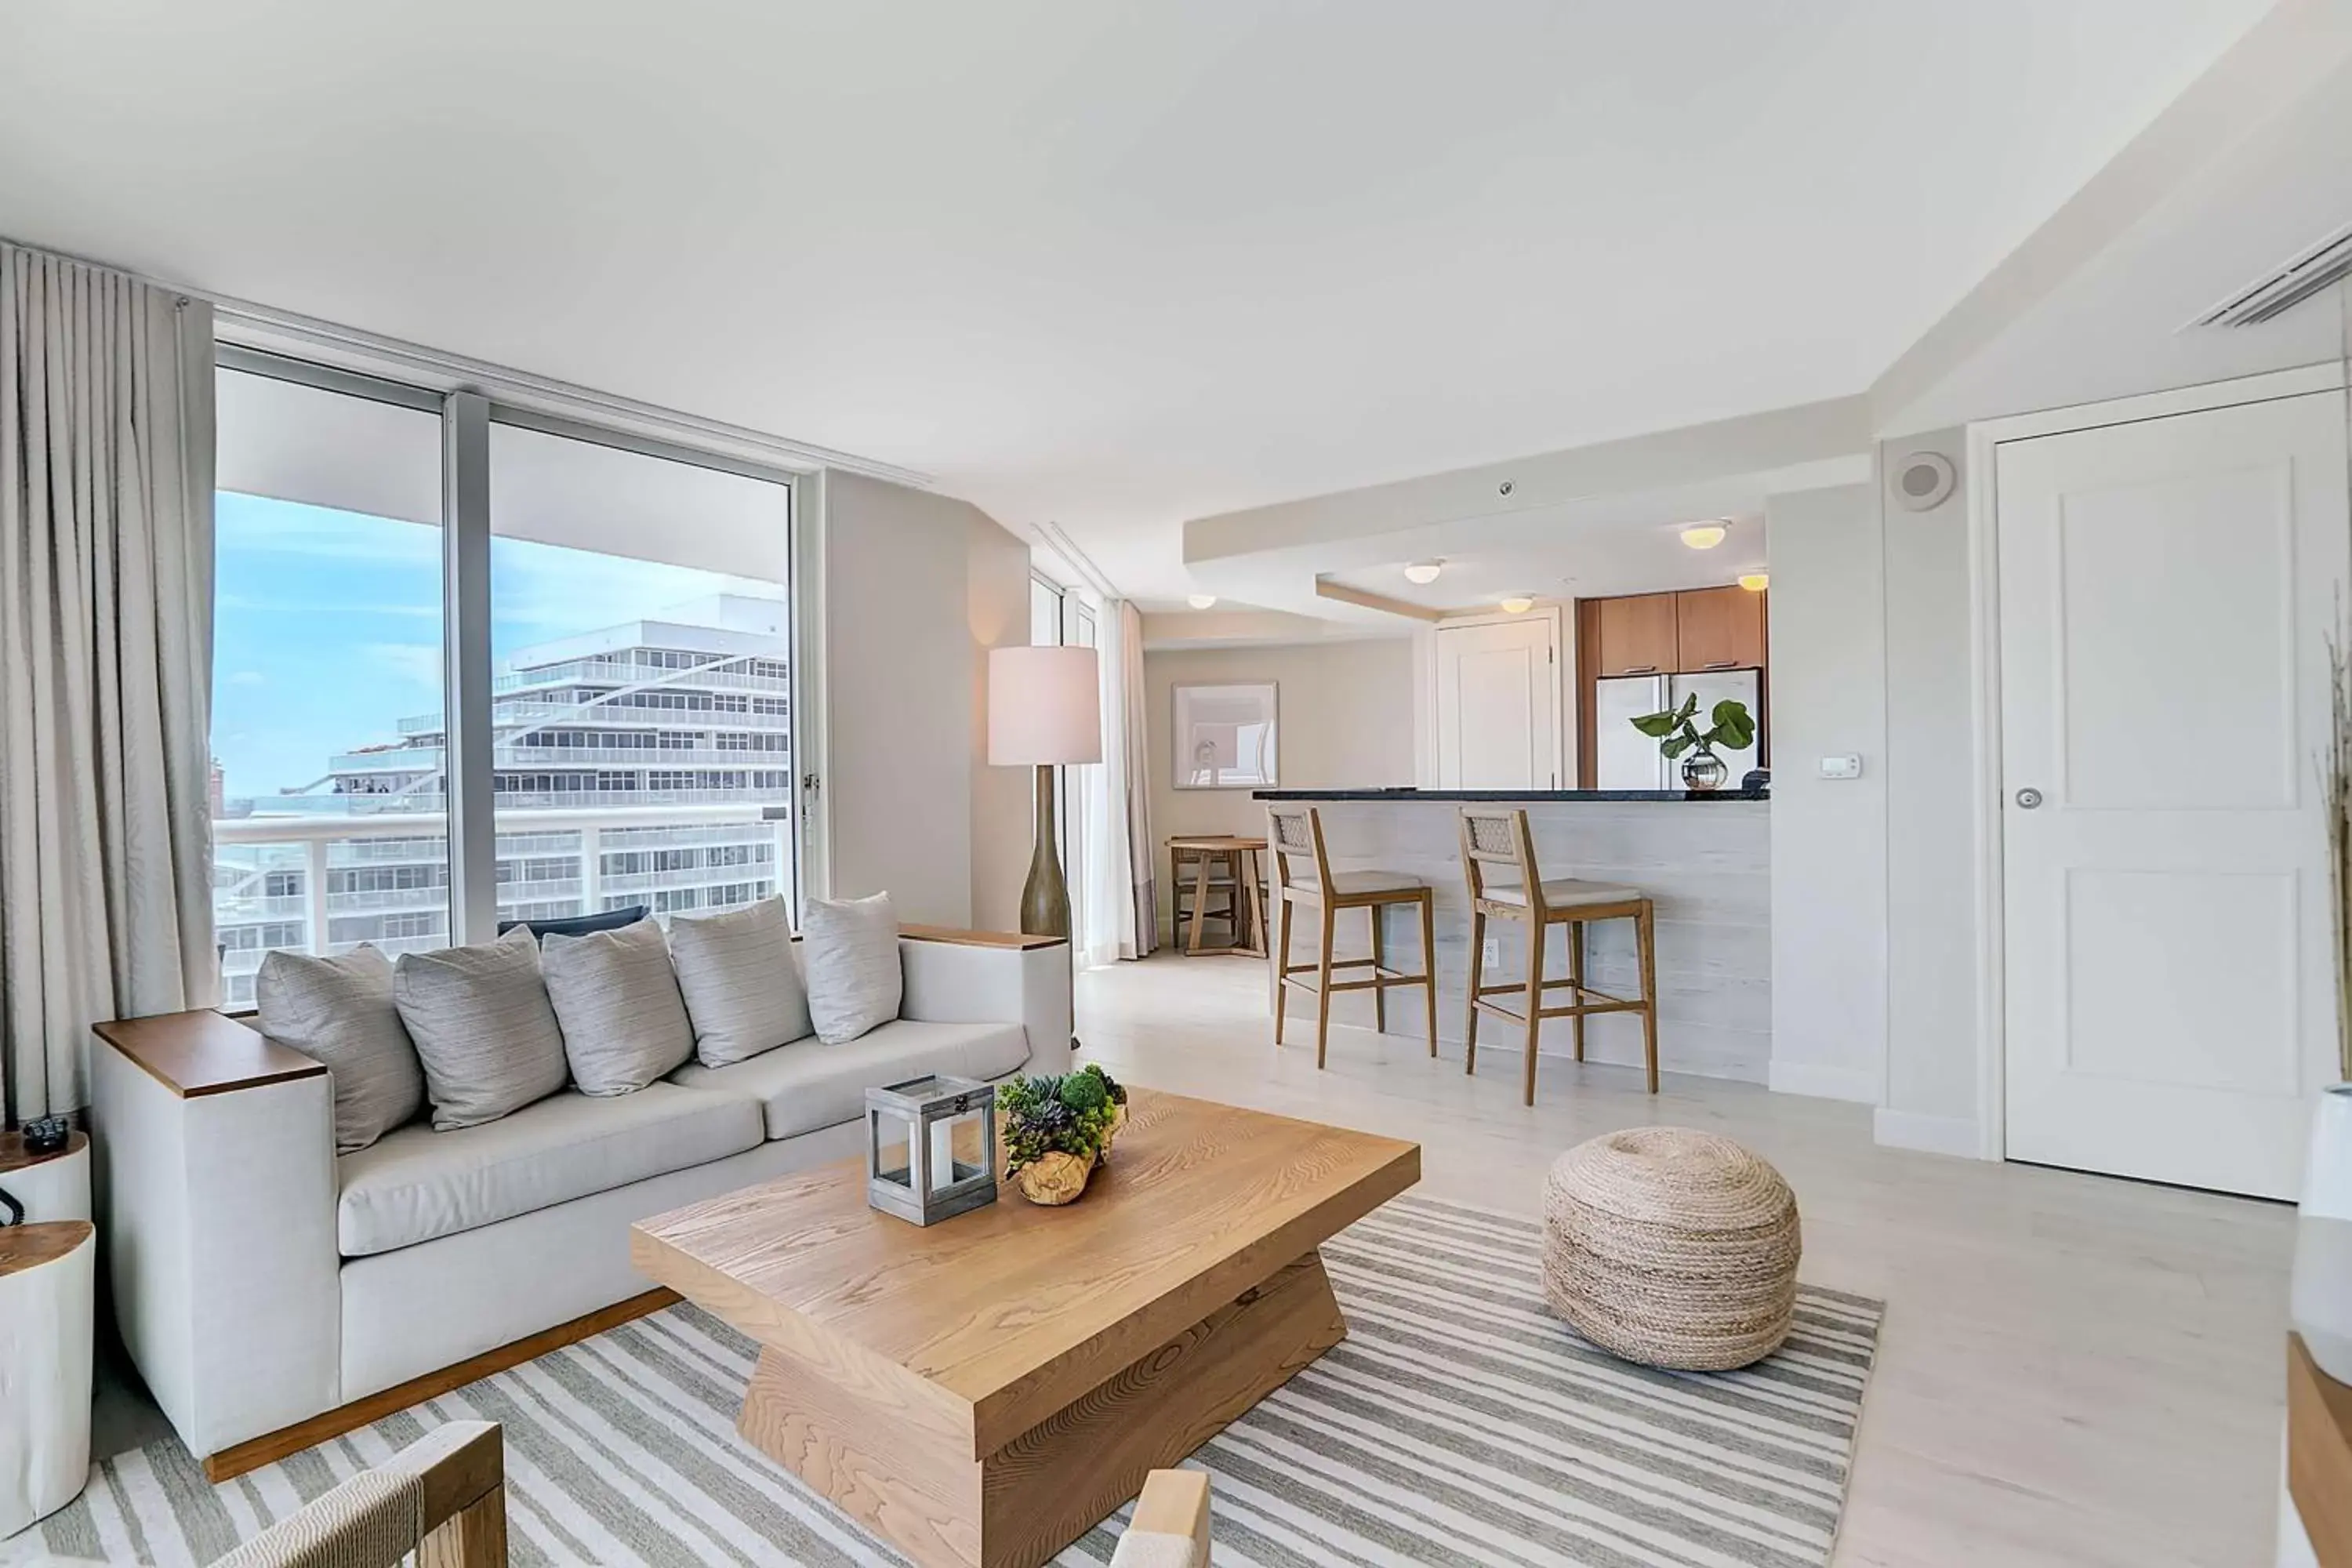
[737, 1250, 1346, 1568]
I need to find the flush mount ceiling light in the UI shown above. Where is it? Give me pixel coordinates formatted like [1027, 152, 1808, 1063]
[1186, 593, 1218, 609]
[1679, 521, 1730, 550]
[1738, 573, 1769, 592]
[1403, 559, 1444, 585]
[1499, 595, 1536, 615]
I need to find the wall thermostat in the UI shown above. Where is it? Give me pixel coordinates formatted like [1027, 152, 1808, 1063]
[1818, 754, 1864, 780]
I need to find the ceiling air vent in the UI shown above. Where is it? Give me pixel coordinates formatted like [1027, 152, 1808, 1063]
[2192, 220, 2352, 328]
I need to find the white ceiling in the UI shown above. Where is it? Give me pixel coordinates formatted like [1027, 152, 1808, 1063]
[1324, 513, 1769, 615]
[0, 0, 2279, 607]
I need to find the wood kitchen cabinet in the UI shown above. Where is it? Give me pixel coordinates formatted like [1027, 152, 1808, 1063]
[1592, 593, 1680, 675]
[1675, 585, 1767, 671]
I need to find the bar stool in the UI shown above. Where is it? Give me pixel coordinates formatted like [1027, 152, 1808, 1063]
[1458, 808, 1659, 1105]
[1266, 804, 1436, 1067]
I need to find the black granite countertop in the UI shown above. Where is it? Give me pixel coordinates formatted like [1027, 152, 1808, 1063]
[1250, 787, 1768, 803]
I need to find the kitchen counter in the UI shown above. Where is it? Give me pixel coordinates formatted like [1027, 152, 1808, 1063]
[1250, 788, 1769, 1083]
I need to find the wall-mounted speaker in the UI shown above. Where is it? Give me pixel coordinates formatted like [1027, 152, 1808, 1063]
[1891, 451, 1956, 512]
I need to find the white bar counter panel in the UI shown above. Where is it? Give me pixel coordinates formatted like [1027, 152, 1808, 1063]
[1253, 789, 1770, 1083]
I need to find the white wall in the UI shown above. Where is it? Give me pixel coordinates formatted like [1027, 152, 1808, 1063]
[1143, 638, 1415, 937]
[818, 470, 1032, 929]
[1764, 485, 1886, 1105]
[1875, 427, 1984, 1155]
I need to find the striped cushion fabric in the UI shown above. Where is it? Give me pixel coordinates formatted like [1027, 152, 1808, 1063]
[540, 916, 697, 1094]
[393, 927, 571, 1131]
[800, 891, 902, 1044]
[255, 944, 425, 1153]
[666, 897, 813, 1067]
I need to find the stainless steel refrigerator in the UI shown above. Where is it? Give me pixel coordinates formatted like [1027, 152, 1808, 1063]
[1592, 668, 1764, 790]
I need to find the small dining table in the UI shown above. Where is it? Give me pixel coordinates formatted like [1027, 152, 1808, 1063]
[1167, 834, 1269, 957]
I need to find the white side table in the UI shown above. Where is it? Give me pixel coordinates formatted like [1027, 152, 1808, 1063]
[0, 1130, 91, 1224]
[0, 1219, 95, 1537]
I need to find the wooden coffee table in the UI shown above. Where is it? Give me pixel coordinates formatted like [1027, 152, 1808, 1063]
[631, 1087, 1418, 1568]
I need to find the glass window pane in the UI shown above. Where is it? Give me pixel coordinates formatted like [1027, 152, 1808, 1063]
[212, 368, 448, 1007]
[487, 422, 795, 929]
[1031, 578, 1063, 647]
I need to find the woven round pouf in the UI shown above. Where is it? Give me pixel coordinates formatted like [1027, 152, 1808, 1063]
[1542, 1127, 1801, 1371]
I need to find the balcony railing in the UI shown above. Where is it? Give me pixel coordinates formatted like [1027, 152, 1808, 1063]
[212, 803, 796, 1005]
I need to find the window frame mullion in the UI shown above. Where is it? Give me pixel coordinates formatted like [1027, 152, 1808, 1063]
[441, 389, 499, 945]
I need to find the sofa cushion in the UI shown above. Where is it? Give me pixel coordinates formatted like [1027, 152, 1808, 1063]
[499, 904, 647, 943]
[669, 1018, 1030, 1142]
[394, 927, 571, 1131]
[800, 891, 902, 1044]
[335, 1082, 762, 1257]
[540, 917, 695, 1095]
[255, 944, 425, 1154]
[668, 896, 813, 1067]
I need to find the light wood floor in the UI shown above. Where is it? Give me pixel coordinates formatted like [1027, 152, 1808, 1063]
[1078, 950, 2296, 1568]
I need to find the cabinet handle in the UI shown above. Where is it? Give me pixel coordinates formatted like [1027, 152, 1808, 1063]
[1702, 661, 1739, 670]
[1619, 665, 1660, 675]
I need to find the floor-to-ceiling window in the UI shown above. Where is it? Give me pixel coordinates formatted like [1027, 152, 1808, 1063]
[486, 417, 795, 928]
[212, 364, 452, 1004]
[209, 351, 798, 1004]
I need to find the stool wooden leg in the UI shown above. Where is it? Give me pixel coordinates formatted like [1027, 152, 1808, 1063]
[1315, 905, 1337, 1070]
[1568, 918, 1586, 1063]
[1465, 909, 1486, 1076]
[1272, 897, 1293, 1045]
[1521, 916, 1544, 1108]
[1370, 905, 1388, 1033]
[1187, 853, 1213, 955]
[1418, 892, 1437, 1058]
[1636, 900, 1660, 1094]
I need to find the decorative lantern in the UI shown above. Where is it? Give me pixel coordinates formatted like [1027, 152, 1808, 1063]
[866, 1074, 998, 1225]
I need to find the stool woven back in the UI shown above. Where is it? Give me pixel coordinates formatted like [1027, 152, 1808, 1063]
[1457, 808, 1539, 908]
[1265, 804, 1330, 896]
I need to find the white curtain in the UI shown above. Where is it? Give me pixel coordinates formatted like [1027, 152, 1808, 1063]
[2, 245, 217, 1122]
[1079, 599, 1155, 967]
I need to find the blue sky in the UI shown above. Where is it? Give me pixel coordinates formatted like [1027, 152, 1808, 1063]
[212, 492, 779, 802]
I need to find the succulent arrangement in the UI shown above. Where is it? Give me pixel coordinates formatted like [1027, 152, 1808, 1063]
[997, 1065, 1129, 1204]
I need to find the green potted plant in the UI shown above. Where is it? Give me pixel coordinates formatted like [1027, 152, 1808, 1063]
[1631, 694, 1756, 791]
[996, 1064, 1129, 1206]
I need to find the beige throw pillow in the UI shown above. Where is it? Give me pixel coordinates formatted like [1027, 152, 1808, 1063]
[667, 897, 813, 1067]
[393, 926, 570, 1131]
[540, 916, 696, 1094]
[256, 944, 424, 1153]
[800, 891, 902, 1044]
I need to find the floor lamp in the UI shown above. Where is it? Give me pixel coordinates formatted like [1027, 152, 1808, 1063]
[987, 644, 1102, 939]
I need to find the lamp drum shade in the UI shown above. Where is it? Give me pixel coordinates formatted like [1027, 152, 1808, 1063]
[989, 645, 1103, 765]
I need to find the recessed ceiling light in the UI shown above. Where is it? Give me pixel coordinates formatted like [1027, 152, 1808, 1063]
[1403, 560, 1444, 585]
[1499, 595, 1536, 615]
[1738, 573, 1769, 592]
[1187, 593, 1218, 610]
[1680, 522, 1729, 550]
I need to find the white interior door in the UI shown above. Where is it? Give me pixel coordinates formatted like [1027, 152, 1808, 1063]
[1998, 390, 2350, 1199]
[1436, 616, 1559, 789]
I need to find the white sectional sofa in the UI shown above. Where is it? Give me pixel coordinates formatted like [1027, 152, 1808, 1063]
[89, 927, 1070, 1474]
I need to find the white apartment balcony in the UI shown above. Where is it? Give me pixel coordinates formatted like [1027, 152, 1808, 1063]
[492, 659, 789, 696]
[212, 803, 796, 1004]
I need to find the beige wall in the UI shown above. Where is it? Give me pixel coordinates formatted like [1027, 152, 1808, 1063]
[1143, 638, 1414, 937]
[818, 470, 1032, 929]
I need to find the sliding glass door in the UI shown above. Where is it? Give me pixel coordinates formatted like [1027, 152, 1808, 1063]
[209, 351, 799, 1003]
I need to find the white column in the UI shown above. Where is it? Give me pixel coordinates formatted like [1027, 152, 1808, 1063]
[579, 823, 603, 915]
[305, 837, 332, 956]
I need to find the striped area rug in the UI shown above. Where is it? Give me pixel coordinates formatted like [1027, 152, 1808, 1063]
[16, 1195, 1881, 1567]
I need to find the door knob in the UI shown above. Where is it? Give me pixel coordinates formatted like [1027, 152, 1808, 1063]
[2015, 787, 2043, 809]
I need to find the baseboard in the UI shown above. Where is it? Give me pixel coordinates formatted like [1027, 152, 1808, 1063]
[202, 1287, 679, 1483]
[1872, 1107, 1984, 1160]
[1766, 1061, 1882, 1104]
